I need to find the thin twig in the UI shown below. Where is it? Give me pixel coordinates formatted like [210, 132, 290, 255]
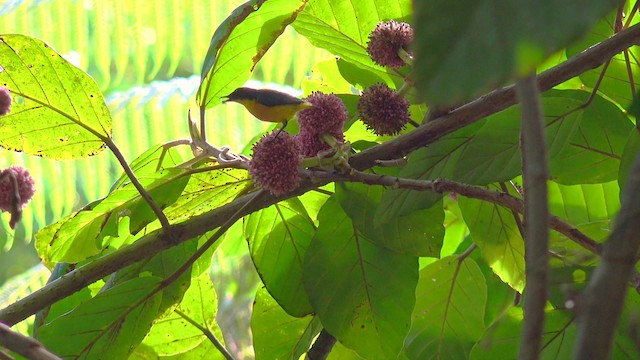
[174, 309, 234, 360]
[516, 74, 549, 360]
[305, 170, 599, 255]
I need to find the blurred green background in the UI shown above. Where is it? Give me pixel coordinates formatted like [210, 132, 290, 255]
[0, 0, 329, 356]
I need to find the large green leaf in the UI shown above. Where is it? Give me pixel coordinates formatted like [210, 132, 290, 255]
[38, 277, 162, 359]
[245, 198, 316, 317]
[293, 0, 410, 88]
[0, 34, 111, 159]
[303, 197, 418, 360]
[197, 0, 307, 109]
[378, 91, 585, 223]
[547, 90, 633, 184]
[140, 272, 224, 358]
[618, 129, 640, 192]
[403, 256, 486, 360]
[459, 193, 525, 292]
[548, 180, 620, 263]
[566, 4, 640, 106]
[164, 168, 250, 223]
[336, 181, 444, 257]
[251, 286, 321, 360]
[414, 0, 621, 105]
[36, 166, 189, 263]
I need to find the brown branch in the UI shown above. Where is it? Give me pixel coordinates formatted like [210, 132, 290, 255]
[307, 170, 598, 255]
[573, 150, 640, 358]
[0, 322, 61, 360]
[349, 23, 640, 171]
[307, 329, 337, 360]
[516, 74, 549, 360]
[2, 22, 639, 327]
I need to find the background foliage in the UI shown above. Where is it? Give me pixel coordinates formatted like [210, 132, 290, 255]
[0, 0, 639, 359]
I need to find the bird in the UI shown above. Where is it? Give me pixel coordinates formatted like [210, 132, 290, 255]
[223, 87, 312, 137]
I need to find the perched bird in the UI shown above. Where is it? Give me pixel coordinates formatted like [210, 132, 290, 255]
[223, 87, 313, 136]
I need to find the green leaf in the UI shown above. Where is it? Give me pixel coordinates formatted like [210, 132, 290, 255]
[548, 180, 620, 262]
[244, 198, 316, 317]
[566, 5, 640, 106]
[293, 0, 410, 87]
[0, 34, 111, 159]
[37, 166, 189, 263]
[452, 95, 582, 184]
[459, 192, 525, 292]
[141, 272, 223, 357]
[197, 0, 307, 109]
[547, 90, 633, 184]
[251, 286, 321, 360]
[303, 197, 418, 360]
[38, 277, 162, 359]
[164, 168, 250, 223]
[378, 90, 585, 222]
[470, 307, 580, 360]
[414, 0, 621, 105]
[619, 129, 640, 192]
[403, 256, 486, 360]
[377, 122, 484, 222]
[336, 181, 444, 257]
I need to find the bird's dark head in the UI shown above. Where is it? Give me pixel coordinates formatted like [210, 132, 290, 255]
[223, 87, 258, 103]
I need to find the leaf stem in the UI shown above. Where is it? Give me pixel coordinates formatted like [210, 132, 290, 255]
[174, 309, 234, 360]
[105, 139, 170, 230]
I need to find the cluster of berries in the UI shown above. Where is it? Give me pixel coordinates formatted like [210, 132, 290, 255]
[250, 20, 415, 196]
[0, 87, 36, 228]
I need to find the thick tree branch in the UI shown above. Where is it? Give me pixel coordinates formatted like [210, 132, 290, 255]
[350, 23, 640, 170]
[2, 22, 639, 327]
[0, 322, 61, 360]
[573, 150, 640, 359]
[516, 75, 549, 360]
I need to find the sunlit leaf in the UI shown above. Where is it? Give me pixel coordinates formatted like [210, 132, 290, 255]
[0, 34, 111, 159]
[245, 198, 315, 317]
[37, 166, 189, 263]
[303, 197, 418, 360]
[619, 129, 640, 192]
[39, 277, 162, 359]
[548, 180, 620, 263]
[293, 0, 410, 88]
[164, 168, 250, 223]
[566, 5, 640, 106]
[251, 286, 321, 360]
[459, 193, 525, 292]
[141, 272, 223, 357]
[403, 256, 486, 360]
[197, 0, 307, 109]
[414, 0, 621, 105]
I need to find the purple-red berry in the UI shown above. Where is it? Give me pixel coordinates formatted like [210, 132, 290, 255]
[0, 166, 36, 213]
[297, 92, 348, 157]
[0, 87, 12, 116]
[249, 132, 302, 196]
[358, 83, 410, 136]
[367, 20, 414, 68]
